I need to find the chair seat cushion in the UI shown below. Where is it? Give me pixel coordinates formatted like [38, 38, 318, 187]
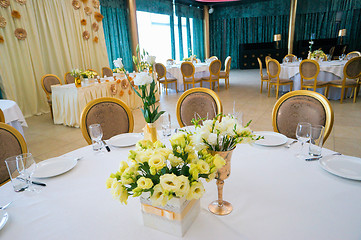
[159, 77, 177, 83]
[303, 80, 328, 86]
[270, 78, 293, 84]
[201, 75, 219, 80]
[219, 71, 227, 78]
[262, 74, 268, 80]
[329, 79, 357, 86]
[184, 77, 202, 82]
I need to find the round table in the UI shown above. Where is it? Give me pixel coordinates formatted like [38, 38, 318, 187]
[0, 99, 27, 137]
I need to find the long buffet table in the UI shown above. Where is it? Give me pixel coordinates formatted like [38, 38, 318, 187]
[1, 134, 360, 239]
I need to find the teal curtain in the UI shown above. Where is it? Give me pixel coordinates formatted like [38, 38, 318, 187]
[101, 0, 133, 71]
[136, 0, 173, 15]
[177, 16, 184, 60]
[170, 14, 176, 60]
[192, 18, 204, 61]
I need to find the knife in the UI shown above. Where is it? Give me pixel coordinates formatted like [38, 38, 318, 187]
[102, 140, 111, 152]
[17, 177, 47, 187]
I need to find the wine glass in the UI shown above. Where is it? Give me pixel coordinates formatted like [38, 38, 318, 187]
[231, 101, 243, 126]
[16, 153, 38, 192]
[295, 122, 311, 159]
[89, 124, 103, 151]
[161, 113, 171, 137]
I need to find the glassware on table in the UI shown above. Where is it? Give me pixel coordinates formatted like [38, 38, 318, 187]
[161, 113, 172, 137]
[231, 101, 243, 126]
[339, 54, 346, 61]
[295, 122, 311, 159]
[16, 153, 38, 192]
[309, 125, 325, 157]
[326, 54, 331, 61]
[5, 156, 29, 192]
[298, 57, 303, 62]
[89, 124, 104, 151]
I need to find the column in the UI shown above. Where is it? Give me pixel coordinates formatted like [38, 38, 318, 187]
[203, 6, 210, 59]
[287, 0, 297, 54]
[127, 0, 139, 61]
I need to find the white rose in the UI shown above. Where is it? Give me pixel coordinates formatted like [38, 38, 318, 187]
[133, 72, 153, 86]
[146, 55, 156, 65]
[113, 58, 123, 69]
[207, 133, 218, 146]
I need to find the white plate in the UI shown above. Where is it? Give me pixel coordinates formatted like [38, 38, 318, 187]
[107, 133, 142, 147]
[319, 155, 361, 180]
[0, 210, 8, 231]
[33, 157, 77, 178]
[254, 131, 288, 147]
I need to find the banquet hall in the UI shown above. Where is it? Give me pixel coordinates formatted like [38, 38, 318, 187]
[0, 0, 360, 239]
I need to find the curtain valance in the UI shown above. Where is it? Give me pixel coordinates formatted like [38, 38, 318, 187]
[100, 0, 127, 8]
[136, 0, 173, 15]
[175, 3, 203, 19]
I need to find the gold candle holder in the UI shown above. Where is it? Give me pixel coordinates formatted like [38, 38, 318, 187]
[208, 148, 235, 215]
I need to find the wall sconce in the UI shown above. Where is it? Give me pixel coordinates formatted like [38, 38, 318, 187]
[274, 34, 281, 49]
[338, 29, 346, 45]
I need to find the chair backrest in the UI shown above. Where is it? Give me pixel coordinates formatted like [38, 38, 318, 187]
[80, 97, 134, 144]
[181, 62, 195, 78]
[209, 56, 218, 60]
[225, 56, 232, 74]
[272, 90, 334, 142]
[267, 59, 281, 82]
[64, 72, 75, 84]
[346, 51, 361, 60]
[344, 56, 361, 81]
[86, 69, 99, 77]
[102, 67, 113, 77]
[209, 59, 221, 76]
[0, 109, 4, 123]
[41, 74, 61, 95]
[265, 56, 272, 63]
[299, 59, 320, 83]
[155, 63, 166, 79]
[176, 87, 222, 128]
[0, 122, 27, 185]
[257, 58, 264, 78]
[283, 54, 297, 62]
[329, 46, 335, 57]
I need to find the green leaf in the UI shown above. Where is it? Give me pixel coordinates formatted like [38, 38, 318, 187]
[152, 111, 165, 122]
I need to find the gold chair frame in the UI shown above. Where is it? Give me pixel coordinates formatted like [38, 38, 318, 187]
[265, 56, 272, 63]
[0, 122, 28, 186]
[299, 59, 327, 93]
[346, 51, 361, 59]
[267, 59, 293, 99]
[209, 56, 218, 60]
[102, 67, 113, 77]
[272, 90, 334, 143]
[202, 59, 221, 91]
[176, 87, 223, 128]
[41, 74, 62, 120]
[257, 57, 269, 93]
[181, 62, 202, 91]
[325, 56, 360, 104]
[219, 56, 232, 89]
[283, 54, 297, 62]
[0, 109, 4, 123]
[155, 63, 178, 95]
[80, 97, 134, 144]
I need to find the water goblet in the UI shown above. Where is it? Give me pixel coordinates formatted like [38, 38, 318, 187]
[16, 153, 38, 192]
[161, 113, 172, 137]
[89, 124, 103, 151]
[295, 122, 311, 159]
[298, 57, 303, 62]
[5, 156, 29, 193]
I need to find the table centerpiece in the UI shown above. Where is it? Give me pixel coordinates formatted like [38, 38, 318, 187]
[113, 58, 125, 78]
[310, 49, 327, 61]
[191, 114, 261, 215]
[106, 133, 227, 236]
[70, 68, 82, 87]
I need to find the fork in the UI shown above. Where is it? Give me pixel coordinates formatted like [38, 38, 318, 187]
[0, 200, 13, 210]
[305, 152, 342, 161]
[284, 140, 297, 148]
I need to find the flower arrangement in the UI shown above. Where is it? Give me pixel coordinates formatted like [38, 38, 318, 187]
[112, 58, 124, 73]
[191, 114, 260, 151]
[70, 68, 82, 78]
[106, 133, 226, 206]
[132, 45, 151, 72]
[311, 49, 327, 60]
[81, 70, 97, 78]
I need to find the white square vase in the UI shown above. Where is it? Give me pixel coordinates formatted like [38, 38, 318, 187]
[140, 193, 200, 237]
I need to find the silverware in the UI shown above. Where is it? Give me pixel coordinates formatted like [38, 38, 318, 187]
[305, 152, 342, 161]
[102, 140, 111, 152]
[17, 177, 46, 187]
[284, 140, 297, 148]
[0, 201, 13, 210]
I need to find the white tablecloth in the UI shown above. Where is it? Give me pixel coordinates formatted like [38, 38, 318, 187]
[166, 63, 210, 91]
[279, 60, 347, 100]
[0, 100, 27, 137]
[51, 81, 144, 128]
[1, 136, 360, 239]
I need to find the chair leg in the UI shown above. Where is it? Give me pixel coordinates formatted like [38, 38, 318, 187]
[260, 80, 263, 93]
[325, 86, 329, 98]
[268, 83, 271, 97]
[200, 81, 203, 87]
[165, 83, 168, 95]
[276, 85, 279, 99]
[217, 80, 220, 91]
[49, 103, 54, 120]
[353, 87, 357, 103]
[175, 82, 178, 93]
[290, 83, 293, 91]
[340, 87, 345, 104]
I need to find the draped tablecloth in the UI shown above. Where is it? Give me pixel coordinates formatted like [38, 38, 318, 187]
[51, 80, 144, 128]
[1, 136, 360, 240]
[166, 63, 210, 91]
[0, 99, 27, 137]
[279, 60, 347, 100]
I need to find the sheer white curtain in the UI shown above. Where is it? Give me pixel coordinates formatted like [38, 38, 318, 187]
[0, 0, 109, 117]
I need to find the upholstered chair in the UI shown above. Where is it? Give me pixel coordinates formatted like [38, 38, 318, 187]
[181, 62, 202, 91]
[265, 56, 272, 63]
[176, 88, 222, 128]
[155, 63, 178, 95]
[201, 60, 222, 91]
[64, 72, 75, 84]
[219, 56, 232, 89]
[0, 123, 27, 185]
[41, 74, 62, 120]
[325, 56, 361, 103]
[0, 109, 4, 123]
[345, 51, 361, 60]
[272, 90, 334, 143]
[80, 97, 134, 144]
[257, 57, 269, 93]
[283, 54, 297, 63]
[102, 67, 113, 77]
[267, 59, 293, 99]
[299, 60, 328, 94]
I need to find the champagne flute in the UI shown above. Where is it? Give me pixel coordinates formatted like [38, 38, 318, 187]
[231, 101, 243, 126]
[295, 122, 311, 159]
[161, 113, 171, 137]
[89, 124, 103, 151]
